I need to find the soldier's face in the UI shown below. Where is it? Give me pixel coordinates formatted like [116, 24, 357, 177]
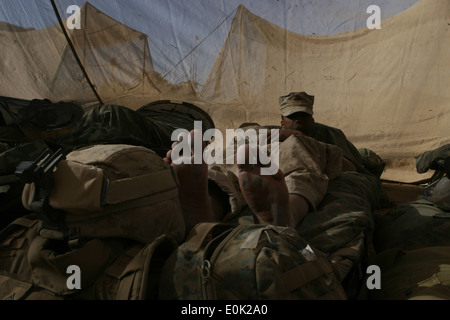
[281, 113, 314, 136]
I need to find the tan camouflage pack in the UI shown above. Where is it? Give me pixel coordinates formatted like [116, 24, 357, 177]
[0, 215, 178, 300]
[21, 144, 186, 245]
[0, 144, 186, 300]
[159, 222, 348, 300]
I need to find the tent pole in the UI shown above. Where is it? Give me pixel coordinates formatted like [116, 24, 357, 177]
[50, 0, 103, 104]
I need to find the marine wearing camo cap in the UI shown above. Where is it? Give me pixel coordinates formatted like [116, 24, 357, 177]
[279, 92, 314, 116]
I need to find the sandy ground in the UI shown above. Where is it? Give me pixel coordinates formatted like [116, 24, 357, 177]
[380, 155, 435, 184]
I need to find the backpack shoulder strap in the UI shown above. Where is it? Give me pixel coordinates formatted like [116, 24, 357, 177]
[115, 235, 179, 300]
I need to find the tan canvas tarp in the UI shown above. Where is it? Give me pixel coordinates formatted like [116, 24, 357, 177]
[200, 0, 450, 182]
[0, 2, 197, 108]
[0, 0, 448, 182]
[0, 20, 96, 103]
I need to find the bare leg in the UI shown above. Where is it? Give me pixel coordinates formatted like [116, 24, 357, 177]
[288, 194, 310, 228]
[236, 144, 311, 228]
[237, 144, 291, 226]
[164, 130, 215, 231]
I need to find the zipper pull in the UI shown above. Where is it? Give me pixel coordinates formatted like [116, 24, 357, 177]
[201, 260, 212, 299]
[202, 260, 212, 283]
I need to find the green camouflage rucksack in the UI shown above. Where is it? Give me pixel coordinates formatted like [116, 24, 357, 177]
[159, 222, 347, 300]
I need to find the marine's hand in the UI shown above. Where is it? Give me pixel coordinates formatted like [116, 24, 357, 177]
[275, 129, 304, 142]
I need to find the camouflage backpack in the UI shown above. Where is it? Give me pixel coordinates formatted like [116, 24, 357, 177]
[20, 144, 186, 245]
[0, 143, 185, 300]
[159, 222, 347, 300]
[0, 215, 178, 300]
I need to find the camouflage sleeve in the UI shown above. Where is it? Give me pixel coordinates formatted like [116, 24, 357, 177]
[279, 134, 343, 211]
[312, 123, 366, 174]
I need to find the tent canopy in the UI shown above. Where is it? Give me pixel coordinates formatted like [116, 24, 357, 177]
[0, 0, 448, 182]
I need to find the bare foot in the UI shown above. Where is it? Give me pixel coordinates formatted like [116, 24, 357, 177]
[164, 130, 215, 231]
[237, 144, 290, 226]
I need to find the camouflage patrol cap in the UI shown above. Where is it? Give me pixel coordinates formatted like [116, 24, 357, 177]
[279, 92, 314, 116]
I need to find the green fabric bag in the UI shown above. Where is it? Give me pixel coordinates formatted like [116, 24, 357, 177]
[159, 222, 347, 300]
